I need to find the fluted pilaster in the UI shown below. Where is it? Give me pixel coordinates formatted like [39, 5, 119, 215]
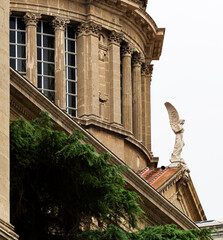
[24, 12, 41, 86]
[52, 17, 70, 109]
[108, 31, 123, 124]
[77, 21, 102, 118]
[132, 52, 144, 141]
[121, 44, 134, 132]
[141, 63, 153, 150]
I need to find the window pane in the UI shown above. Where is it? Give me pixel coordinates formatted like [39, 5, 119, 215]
[43, 77, 55, 90]
[43, 22, 54, 35]
[10, 59, 16, 69]
[43, 90, 55, 102]
[38, 76, 42, 88]
[10, 45, 16, 57]
[17, 46, 26, 58]
[68, 67, 76, 80]
[67, 95, 76, 108]
[68, 40, 75, 52]
[68, 108, 76, 116]
[38, 62, 42, 74]
[10, 31, 15, 43]
[37, 34, 41, 46]
[67, 81, 76, 94]
[37, 48, 41, 60]
[37, 23, 41, 33]
[43, 35, 54, 48]
[68, 54, 75, 66]
[17, 18, 25, 30]
[17, 60, 26, 73]
[67, 27, 75, 39]
[10, 17, 16, 29]
[17, 32, 26, 44]
[43, 63, 54, 76]
[43, 49, 54, 62]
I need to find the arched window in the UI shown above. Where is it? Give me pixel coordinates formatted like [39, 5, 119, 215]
[10, 16, 26, 74]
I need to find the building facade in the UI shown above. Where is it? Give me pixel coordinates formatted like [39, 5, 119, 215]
[197, 220, 223, 239]
[0, 0, 206, 238]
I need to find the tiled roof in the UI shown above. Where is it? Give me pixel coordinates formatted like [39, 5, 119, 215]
[138, 166, 183, 190]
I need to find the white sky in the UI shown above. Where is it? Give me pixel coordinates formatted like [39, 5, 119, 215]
[148, 0, 223, 220]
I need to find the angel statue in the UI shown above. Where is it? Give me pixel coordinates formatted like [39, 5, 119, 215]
[165, 102, 186, 167]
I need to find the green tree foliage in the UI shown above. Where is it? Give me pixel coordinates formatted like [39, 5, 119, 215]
[76, 224, 214, 240]
[10, 112, 213, 240]
[10, 112, 143, 239]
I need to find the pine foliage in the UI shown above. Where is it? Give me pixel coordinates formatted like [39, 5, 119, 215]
[10, 112, 213, 239]
[10, 112, 143, 239]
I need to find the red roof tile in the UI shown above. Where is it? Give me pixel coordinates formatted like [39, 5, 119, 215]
[138, 166, 183, 190]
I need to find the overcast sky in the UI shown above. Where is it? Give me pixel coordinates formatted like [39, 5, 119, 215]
[148, 0, 223, 221]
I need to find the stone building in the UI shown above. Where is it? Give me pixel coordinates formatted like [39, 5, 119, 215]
[0, 0, 206, 238]
[197, 220, 223, 239]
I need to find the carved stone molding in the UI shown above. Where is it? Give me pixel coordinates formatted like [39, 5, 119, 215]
[141, 63, 153, 76]
[132, 52, 144, 66]
[108, 31, 123, 44]
[77, 21, 102, 36]
[52, 17, 70, 31]
[23, 12, 41, 26]
[121, 44, 134, 56]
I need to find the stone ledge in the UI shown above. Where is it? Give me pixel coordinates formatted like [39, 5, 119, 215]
[0, 219, 18, 240]
[75, 115, 157, 166]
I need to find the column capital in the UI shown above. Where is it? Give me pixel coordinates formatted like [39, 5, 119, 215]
[132, 52, 144, 66]
[77, 21, 102, 37]
[121, 43, 134, 57]
[23, 12, 41, 26]
[141, 63, 153, 76]
[52, 17, 70, 31]
[108, 31, 123, 44]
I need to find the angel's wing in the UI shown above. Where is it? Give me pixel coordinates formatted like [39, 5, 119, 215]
[165, 102, 181, 132]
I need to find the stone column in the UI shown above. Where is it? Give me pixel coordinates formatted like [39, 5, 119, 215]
[24, 12, 41, 86]
[108, 31, 123, 125]
[132, 53, 143, 141]
[141, 64, 146, 146]
[52, 17, 70, 110]
[146, 64, 153, 151]
[0, 2, 19, 239]
[121, 44, 133, 132]
[77, 21, 101, 118]
[142, 64, 153, 151]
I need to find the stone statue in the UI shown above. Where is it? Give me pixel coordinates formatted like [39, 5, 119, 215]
[165, 102, 186, 168]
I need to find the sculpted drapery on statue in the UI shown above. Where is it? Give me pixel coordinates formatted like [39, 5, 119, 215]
[165, 102, 186, 168]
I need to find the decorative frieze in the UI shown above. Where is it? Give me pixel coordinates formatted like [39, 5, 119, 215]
[77, 21, 102, 36]
[108, 31, 123, 44]
[52, 17, 70, 31]
[24, 12, 41, 26]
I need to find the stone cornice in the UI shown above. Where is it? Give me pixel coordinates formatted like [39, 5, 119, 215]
[23, 12, 41, 26]
[52, 17, 70, 31]
[10, 67, 198, 230]
[77, 21, 102, 36]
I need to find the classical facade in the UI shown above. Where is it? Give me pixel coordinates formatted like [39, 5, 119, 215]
[0, 0, 206, 238]
[197, 220, 223, 239]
